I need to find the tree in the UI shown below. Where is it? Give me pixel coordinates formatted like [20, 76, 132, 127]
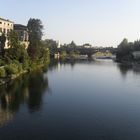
[38, 41, 50, 63]
[116, 38, 132, 61]
[27, 18, 43, 60]
[5, 30, 29, 63]
[8, 30, 20, 48]
[0, 33, 6, 57]
[43, 39, 58, 57]
[69, 41, 76, 49]
[133, 40, 140, 51]
[118, 38, 128, 47]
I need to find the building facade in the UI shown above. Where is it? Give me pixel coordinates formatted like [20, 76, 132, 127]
[14, 24, 29, 49]
[0, 18, 14, 48]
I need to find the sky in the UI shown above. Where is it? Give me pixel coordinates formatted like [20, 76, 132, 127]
[1, 0, 140, 47]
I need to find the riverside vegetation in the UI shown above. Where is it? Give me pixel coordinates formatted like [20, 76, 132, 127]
[116, 38, 140, 62]
[0, 18, 50, 85]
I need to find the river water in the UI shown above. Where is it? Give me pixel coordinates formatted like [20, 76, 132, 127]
[0, 59, 140, 140]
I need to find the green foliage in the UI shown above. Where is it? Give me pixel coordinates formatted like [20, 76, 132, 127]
[133, 40, 140, 51]
[38, 41, 50, 61]
[0, 18, 50, 81]
[59, 41, 81, 59]
[0, 33, 6, 56]
[61, 51, 67, 58]
[0, 67, 6, 77]
[28, 18, 43, 41]
[5, 44, 29, 63]
[8, 31, 20, 48]
[4, 60, 24, 76]
[116, 38, 140, 61]
[42, 39, 58, 56]
[5, 63, 19, 75]
[0, 59, 5, 66]
[69, 41, 77, 49]
[69, 51, 79, 58]
[12, 60, 23, 73]
[4, 31, 27, 64]
[22, 58, 30, 70]
[116, 38, 133, 61]
[27, 18, 43, 59]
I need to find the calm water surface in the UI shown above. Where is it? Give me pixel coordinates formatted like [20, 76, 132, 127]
[0, 60, 140, 140]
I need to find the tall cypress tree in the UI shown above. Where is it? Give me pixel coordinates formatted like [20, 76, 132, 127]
[27, 18, 43, 60]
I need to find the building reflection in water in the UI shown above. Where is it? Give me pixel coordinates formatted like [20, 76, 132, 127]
[0, 69, 50, 127]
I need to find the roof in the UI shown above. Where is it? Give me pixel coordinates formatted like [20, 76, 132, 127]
[0, 17, 14, 23]
[14, 24, 28, 31]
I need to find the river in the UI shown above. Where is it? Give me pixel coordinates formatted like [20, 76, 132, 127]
[0, 59, 140, 140]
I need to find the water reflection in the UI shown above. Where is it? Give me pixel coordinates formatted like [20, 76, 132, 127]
[49, 59, 140, 77]
[1, 60, 140, 140]
[49, 59, 97, 71]
[0, 109, 13, 127]
[0, 69, 50, 127]
[117, 63, 140, 77]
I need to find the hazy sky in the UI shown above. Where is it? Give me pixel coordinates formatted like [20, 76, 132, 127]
[1, 0, 140, 47]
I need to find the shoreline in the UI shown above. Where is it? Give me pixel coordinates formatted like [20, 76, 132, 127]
[0, 62, 50, 86]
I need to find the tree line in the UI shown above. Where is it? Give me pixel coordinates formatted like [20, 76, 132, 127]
[116, 38, 140, 62]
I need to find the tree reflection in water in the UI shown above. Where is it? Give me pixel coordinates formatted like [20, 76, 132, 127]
[0, 69, 49, 127]
[117, 63, 140, 77]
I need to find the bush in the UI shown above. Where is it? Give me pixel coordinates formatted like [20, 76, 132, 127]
[61, 51, 67, 58]
[0, 67, 6, 77]
[22, 59, 29, 70]
[5, 63, 19, 75]
[0, 59, 5, 66]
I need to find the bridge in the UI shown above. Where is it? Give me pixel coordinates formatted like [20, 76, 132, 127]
[49, 47, 117, 58]
[57, 48, 99, 58]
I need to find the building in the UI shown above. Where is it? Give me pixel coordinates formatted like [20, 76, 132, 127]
[0, 17, 14, 48]
[132, 51, 140, 59]
[57, 40, 61, 48]
[0, 18, 29, 49]
[14, 24, 29, 49]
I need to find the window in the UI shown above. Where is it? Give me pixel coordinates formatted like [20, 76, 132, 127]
[7, 29, 9, 33]
[3, 28, 6, 34]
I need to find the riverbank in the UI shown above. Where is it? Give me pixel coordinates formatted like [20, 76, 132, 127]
[0, 61, 50, 86]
